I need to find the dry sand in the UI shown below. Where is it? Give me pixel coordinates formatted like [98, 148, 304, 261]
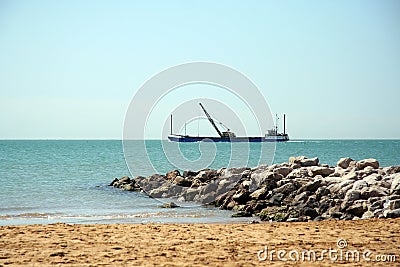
[1, 218, 399, 266]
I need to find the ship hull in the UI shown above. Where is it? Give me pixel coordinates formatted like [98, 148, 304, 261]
[168, 135, 289, 142]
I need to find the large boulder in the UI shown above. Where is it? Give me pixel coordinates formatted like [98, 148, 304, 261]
[167, 184, 183, 196]
[274, 167, 293, 177]
[232, 189, 250, 204]
[268, 193, 285, 206]
[310, 166, 335, 177]
[166, 170, 180, 180]
[294, 191, 310, 203]
[213, 191, 232, 207]
[194, 169, 218, 182]
[337, 157, 354, 169]
[384, 166, 400, 175]
[275, 182, 297, 196]
[362, 210, 375, 219]
[327, 179, 353, 195]
[363, 174, 381, 186]
[110, 176, 141, 191]
[324, 176, 344, 185]
[182, 170, 199, 177]
[346, 201, 367, 217]
[369, 199, 384, 212]
[149, 186, 170, 198]
[185, 188, 199, 201]
[345, 189, 361, 202]
[201, 182, 218, 195]
[289, 156, 319, 167]
[287, 168, 309, 179]
[221, 167, 250, 177]
[195, 191, 216, 204]
[301, 157, 320, 167]
[356, 158, 379, 170]
[389, 199, 400, 210]
[352, 180, 368, 190]
[173, 176, 192, 187]
[300, 207, 319, 219]
[384, 208, 400, 218]
[360, 186, 387, 199]
[315, 186, 330, 200]
[342, 171, 359, 181]
[249, 187, 270, 200]
[250, 171, 279, 190]
[302, 179, 323, 192]
[289, 156, 305, 165]
[258, 206, 288, 222]
[137, 174, 165, 192]
[390, 173, 400, 195]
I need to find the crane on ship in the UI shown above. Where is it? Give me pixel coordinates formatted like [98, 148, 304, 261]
[198, 103, 236, 138]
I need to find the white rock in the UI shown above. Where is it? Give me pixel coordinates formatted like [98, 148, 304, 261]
[389, 199, 400, 210]
[361, 186, 388, 199]
[309, 166, 335, 177]
[363, 174, 380, 186]
[250, 187, 268, 200]
[390, 173, 400, 194]
[222, 167, 249, 177]
[339, 184, 355, 197]
[356, 158, 379, 170]
[274, 167, 293, 177]
[328, 180, 353, 194]
[345, 189, 361, 202]
[339, 179, 355, 188]
[333, 167, 346, 177]
[342, 171, 359, 180]
[324, 176, 344, 185]
[362, 210, 374, 219]
[337, 157, 354, 169]
[353, 180, 368, 190]
[242, 180, 252, 188]
[287, 168, 309, 179]
[289, 156, 306, 164]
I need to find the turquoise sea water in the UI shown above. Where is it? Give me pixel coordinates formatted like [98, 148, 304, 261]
[0, 140, 399, 225]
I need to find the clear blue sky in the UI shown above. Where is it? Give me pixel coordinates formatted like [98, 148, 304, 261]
[1, 0, 399, 139]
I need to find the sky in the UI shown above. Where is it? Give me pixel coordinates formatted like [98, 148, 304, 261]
[0, 0, 399, 139]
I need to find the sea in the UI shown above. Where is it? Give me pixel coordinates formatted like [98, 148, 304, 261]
[0, 140, 399, 225]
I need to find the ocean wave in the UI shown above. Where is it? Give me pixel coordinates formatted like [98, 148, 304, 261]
[0, 210, 231, 221]
[0, 212, 58, 219]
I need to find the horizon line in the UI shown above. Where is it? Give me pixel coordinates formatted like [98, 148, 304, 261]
[0, 138, 399, 141]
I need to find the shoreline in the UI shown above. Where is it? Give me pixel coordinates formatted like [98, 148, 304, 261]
[1, 218, 399, 266]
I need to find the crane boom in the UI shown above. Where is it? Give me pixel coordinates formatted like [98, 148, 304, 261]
[199, 103, 223, 137]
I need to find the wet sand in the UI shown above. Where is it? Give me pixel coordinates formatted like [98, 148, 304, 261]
[1, 218, 399, 266]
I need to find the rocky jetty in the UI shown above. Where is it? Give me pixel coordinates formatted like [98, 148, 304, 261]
[110, 156, 400, 222]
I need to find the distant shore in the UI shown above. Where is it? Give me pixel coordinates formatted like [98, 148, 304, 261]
[1, 219, 399, 266]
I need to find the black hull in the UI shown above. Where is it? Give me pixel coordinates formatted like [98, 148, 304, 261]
[167, 135, 289, 142]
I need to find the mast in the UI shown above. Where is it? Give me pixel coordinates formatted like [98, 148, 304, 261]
[283, 114, 286, 135]
[199, 103, 223, 137]
[170, 114, 173, 135]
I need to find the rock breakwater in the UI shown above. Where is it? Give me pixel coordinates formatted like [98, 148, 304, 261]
[110, 156, 400, 222]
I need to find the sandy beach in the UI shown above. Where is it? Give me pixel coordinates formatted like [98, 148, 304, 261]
[1, 218, 399, 266]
